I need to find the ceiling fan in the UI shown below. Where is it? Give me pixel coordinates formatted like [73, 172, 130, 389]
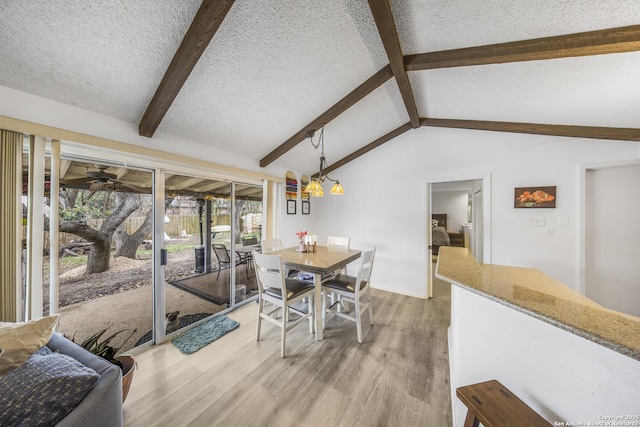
[61, 165, 147, 193]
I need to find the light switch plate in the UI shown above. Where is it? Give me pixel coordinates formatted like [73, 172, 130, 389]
[527, 216, 546, 226]
[545, 227, 554, 237]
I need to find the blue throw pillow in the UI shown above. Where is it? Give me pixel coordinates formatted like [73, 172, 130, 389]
[0, 346, 99, 427]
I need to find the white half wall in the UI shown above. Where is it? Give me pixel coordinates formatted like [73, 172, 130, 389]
[449, 285, 640, 426]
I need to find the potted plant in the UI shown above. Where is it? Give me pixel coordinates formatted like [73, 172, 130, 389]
[73, 327, 137, 402]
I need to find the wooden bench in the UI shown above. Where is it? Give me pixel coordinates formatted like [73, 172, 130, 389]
[456, 380, 551, 427]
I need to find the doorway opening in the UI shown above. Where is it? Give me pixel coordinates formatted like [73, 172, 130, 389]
[426, 176, 490, 298]
[582, 161, 640, 318]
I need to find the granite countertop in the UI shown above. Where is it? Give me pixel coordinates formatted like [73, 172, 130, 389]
[435, 246, 640, 361]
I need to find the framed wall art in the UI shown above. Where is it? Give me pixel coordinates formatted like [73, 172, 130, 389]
[514, 186, 556, 208]
[302, 200, 310, 215]
[285, 170, 297, 200]
[287, 199, 296, 214]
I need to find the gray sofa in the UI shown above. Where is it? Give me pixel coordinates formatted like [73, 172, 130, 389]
[47, 333, 124, 427]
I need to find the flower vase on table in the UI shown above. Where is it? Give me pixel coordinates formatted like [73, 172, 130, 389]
[296, 230, 308, 252]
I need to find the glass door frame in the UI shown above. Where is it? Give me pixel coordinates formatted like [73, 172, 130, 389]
[37, 141, 267, 350]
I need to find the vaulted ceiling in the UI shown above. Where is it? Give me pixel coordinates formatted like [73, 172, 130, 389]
[1, 1, 639, 178]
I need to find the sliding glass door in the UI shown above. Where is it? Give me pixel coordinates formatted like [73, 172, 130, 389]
[24, 153, 155, 354]
[19, 136, 265, 351]
[162, 174, 233, 335]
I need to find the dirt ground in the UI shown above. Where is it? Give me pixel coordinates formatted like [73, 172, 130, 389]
[45, 238, 230, 353]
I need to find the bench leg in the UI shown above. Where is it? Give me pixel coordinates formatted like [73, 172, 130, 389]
[463, 411, 480, 427]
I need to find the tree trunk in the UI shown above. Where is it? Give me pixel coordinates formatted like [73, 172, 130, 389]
[86, 236, 112, 273]
[114, 197, 173, 259]
[114, 210, 152, 259]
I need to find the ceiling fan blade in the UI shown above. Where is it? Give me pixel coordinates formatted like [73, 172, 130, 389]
[60, 177, 93, 186]
[111, 179, 149, 194]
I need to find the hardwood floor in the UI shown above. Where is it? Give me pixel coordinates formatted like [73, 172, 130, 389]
[124, 281, 452, 426]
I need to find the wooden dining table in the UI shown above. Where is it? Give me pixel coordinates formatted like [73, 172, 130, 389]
[269, 245, 361, 340]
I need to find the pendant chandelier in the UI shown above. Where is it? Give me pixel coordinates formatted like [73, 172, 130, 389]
[303, 126, 344, 197]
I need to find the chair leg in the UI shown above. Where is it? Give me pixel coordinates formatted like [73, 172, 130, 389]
[308, 292, 315, 334]
[367, 290, 374, 325]
[256, 297, 263, 341]
[355, 293, 362, 343]
[281, 306, 288, 358]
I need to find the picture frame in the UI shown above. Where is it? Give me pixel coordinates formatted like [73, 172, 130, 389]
[287, 199, 296, 215]
[514, 186, 557, 208]
[302, 200, 310, 215]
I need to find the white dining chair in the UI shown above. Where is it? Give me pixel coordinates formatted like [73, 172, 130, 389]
[253, 250, 315, 357]
[322, 247, 376, 343]
[261, 237, 282, 253]
[327, 235, 349, 249]
[322, 236, 351, 310]
[261, 237, 300, 278]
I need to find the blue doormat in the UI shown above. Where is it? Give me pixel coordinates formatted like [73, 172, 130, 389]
[172, 315, 240, 355]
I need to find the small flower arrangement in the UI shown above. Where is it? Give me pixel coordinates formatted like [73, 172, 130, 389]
[296, 230, 307, 241]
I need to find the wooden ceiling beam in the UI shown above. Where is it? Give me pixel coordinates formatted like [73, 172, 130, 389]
[315, 122, 413, 178]
[420, 118, 640, 141]
[405, 25, 640, 70]
[368, 0, 420, 128]
[259, 65, 393, 167]
[138, 0, 236, 137]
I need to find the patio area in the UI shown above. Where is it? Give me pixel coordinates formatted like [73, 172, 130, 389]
[50, 239, 259, 354]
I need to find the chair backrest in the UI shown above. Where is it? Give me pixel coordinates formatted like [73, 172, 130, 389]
[253, 251, 285, 294]
[242, 236, 258, 246]
[327, 235, 350, 249]
[212, 244, 230, 263]
[355, 248, 376, 290]
[261, 238, 282, 253]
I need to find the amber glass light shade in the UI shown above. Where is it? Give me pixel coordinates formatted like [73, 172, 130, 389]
[330, 181, 344, 195]
[305, 179, 324, 197]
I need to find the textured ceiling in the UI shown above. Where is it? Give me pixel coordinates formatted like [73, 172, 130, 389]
[0, 0, 639, 177]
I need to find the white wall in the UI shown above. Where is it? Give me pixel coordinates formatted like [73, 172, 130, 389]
[449, 285, 640, 426]
[432, 190, 468, 233]
[308, 126, 639, 297]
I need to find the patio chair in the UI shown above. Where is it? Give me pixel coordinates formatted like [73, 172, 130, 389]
[212, 243, 246, 279]
[253, 250, 315, 357]
[322, 247, 376, 343]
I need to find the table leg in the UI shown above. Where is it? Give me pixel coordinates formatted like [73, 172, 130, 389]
[314, 273, 323, 340]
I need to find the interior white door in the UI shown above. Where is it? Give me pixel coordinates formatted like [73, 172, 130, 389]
[472, 189, 483, 262]
[585, 164, 640, 317]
